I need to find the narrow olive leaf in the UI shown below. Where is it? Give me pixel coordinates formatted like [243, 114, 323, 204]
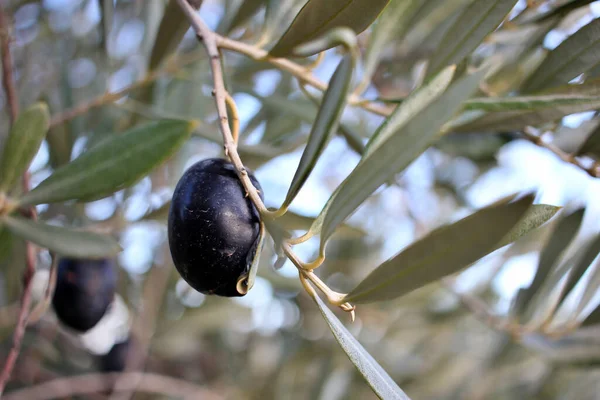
[0, 102, 50, 192]
[512, 209, 585, 319]
[343, 195, 534, 304]
[228, 0, 266, 32]
[575, 257, 600, 317]
[426, 0, 518, 77]
[319, 67, 486, 248]
[281, 55, 353, 209]
[582, 303, 600, 326]
[20, 120, 194, 206]
[2, 216, 121, 258]
[523, 18, 600, 93]
[577, 121, 600, 158]
[496, 204, 561, 249]
[312, 293, 410, 400]
[364, 65, 456, 158]
[452, 98, 600, 132]
[0, 226, 13, 264]
[556, 233, 600, 307]
[269, 0, 390, 57]
[148, 0, 203, 70]
[360, 0, 419, 87]
[464, 94, 600, 112]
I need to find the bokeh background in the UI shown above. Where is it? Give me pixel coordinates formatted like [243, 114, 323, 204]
[2, 0, 600, 399]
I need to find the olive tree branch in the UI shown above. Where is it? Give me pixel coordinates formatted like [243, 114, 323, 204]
[0, 8, 37, 396]
[522, 126, 599, 178]
[175, 0, 356, 315]
[2, 372, 224, 400]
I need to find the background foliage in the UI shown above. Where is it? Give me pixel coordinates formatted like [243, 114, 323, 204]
[1, 0, 600, 399]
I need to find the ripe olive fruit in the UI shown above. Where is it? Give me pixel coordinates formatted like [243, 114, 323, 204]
[168, 158, 264, 297]
[52, 258, 117, 332]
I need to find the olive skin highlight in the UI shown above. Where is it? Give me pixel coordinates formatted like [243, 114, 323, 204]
[168, 158, 263, 297]
[52, 258, 117, 332]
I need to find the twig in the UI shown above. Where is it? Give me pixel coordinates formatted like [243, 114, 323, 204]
[0, 8, 38, 396]
[522, 127, 599, 178]
[2, 372, 224, 400]
[47, 23, 392, 130]
[441, 278, 522, 339]
[175, 0, 355, 313]
[49, 51, 204, 128]
[216, 35, 392, 117]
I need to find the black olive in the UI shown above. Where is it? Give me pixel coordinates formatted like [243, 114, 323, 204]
[52, 258, 117, 332]
[168, 158, 264, 297]
[99, 337, 134, 372]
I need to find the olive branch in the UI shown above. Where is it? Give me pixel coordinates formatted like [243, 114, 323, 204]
[175, 0, 356, 318]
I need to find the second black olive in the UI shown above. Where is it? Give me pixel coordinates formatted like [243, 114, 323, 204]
[52, 257, 117, 332]
[168, 158, 264, 297]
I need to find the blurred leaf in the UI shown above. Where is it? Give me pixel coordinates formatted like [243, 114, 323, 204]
[556, 233, 600, 306]
[0, 103, 50, 192]
[426, 0, 518, 77]
[365, 65, 456, 157]
[451, 98, 600, 132]
[343, 195, 534, 304]
[464, 94, 600, 112]
[575, 258, 600, 318]
[282, 55, 353, 209]
[149, 0, 202, 70]
[142, 202, 171, 221]
[312, 292, 410, 399]
[0, 226, 12, 264]
[277, 210, 365, 237]
[318, 67, 486, 249]
[269, 0, 390, 57]
[513, 209, 585, 320]
[20, 120, 194, 206]
[360, 0, 419, 89]
[2, 216, 121, 258]
[517, 0, 595, 23]
[523, 18, 600, 92]
[228, 0, 265, 32]
[576, 121, 600, 158]
[582, 303, 600, 326]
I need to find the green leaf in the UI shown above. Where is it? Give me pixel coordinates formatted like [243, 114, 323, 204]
[364, 65, 456, 158]
[583, 303, 600, 326]
[228, 0, 266, 32]
[523, 18, 600, 92]
[318, 67, 486, 249]
[281, 55, 353, 209]
[426, 0, 518, 77]
[0, 102, 50, 192]
[2, 216, 121, 258]
[359, 0, 420, 90]
[269, 0, 390, 57]
[0, 226, 13, 264]
[497, 204, 561, 249]
[149, 0, 202, 70]
[20, 120, 194, 206]
[451, 98, 600, 132]
[312, 293, 410, 399]
[513, 209, 585, 320]
[343, 195, 534, 304]
[556, 233, 600, 307]
[464, 94, 600, 112]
